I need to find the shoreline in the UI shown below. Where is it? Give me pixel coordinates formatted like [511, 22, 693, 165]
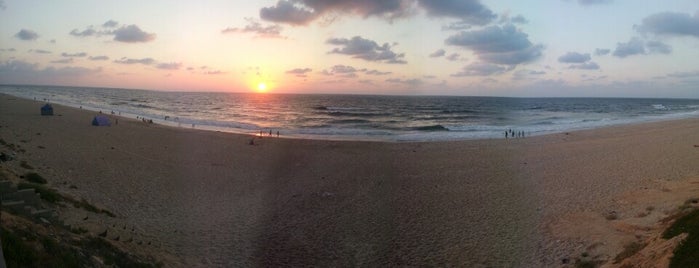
[2, 90, 698, 142]
[1, 93, 698, 266]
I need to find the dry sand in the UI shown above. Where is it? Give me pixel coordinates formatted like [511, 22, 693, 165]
[1, 94, 698, 266]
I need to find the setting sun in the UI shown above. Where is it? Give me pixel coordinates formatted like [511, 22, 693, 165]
[257, 82, 267, 92]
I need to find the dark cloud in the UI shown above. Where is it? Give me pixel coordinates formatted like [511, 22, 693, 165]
[451, 62, 508, 77]
[259, 0, 495, 27]
[635, 11, 699, 37]
[429, 49, 445, 57]
[569, 62, 600, 70]
[69, 28, 98, 37]
[417, 0, 496, 25]
[222, 18, 284, 38]
[613, 38, 672, 58]
[365, 69, 391, 75]
[594, 48, 610, 56]
[446, 53, 461, 61]
[646, 40, 672, 54]
[156, 62, 182, 70]
[15, 29, 39, 40]
[204, 70, 227, 75]
[102, 20, 119, 28]
[61, 52, 87, 57]
[89, 55, 109, 61]
[557, 52, 591, 63]
[49, 39, 56, 44]
[114, 57, 155, 65]
[260, 0, 318, 26]
[30, 49, 52, 54]
[578, 0, 612, 5]
[0, 0, 6, 10]
[327, 36, 407, 64]
[286, 68, 312, 77]
[50, 58, 74, 64]
[113, 25, 156, 43]
[445, 24, 543, 65]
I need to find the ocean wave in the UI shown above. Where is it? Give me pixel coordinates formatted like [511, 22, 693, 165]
[411, 125, 449, 131]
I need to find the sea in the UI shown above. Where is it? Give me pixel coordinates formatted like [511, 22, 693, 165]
[2, 85, 698, 141]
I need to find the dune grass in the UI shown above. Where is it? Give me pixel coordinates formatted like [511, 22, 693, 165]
[663, 207, 699, 268]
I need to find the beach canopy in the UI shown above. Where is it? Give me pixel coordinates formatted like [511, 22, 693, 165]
[91, 115, 111, 126]
[40, 104, 53, 116]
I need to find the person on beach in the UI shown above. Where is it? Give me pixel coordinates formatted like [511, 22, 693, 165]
[269, 130, 272, 136]
[505, 131, 508, 139]
[276, 131, 279, 137]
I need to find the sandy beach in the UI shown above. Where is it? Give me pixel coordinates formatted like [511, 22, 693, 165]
[1, 94, 698, 266]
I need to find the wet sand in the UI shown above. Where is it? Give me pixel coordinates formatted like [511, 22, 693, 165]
[1, 94, 698, 266]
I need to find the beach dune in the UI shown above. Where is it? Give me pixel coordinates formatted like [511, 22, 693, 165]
[1, 94, 698, 266]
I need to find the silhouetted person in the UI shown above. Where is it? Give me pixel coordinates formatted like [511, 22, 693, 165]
[276, 131, 279, 137]
[505, 131, 508, 139]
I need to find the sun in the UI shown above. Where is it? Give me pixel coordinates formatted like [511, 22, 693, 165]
[257, 82, 267, 92]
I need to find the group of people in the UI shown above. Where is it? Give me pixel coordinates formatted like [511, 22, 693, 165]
[505, 129, 526, 139]
[259, 130, 280, 137]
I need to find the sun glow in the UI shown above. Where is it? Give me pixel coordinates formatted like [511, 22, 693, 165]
[257, 82, 267, 92]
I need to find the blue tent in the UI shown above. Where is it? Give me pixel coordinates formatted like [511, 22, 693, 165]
[92, 115, 111, 126]
[40, 104, 53, 116]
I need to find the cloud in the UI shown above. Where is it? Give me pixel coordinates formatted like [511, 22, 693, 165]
[114, 57, 155, 65]
[69, 28, 98, 37]
[429, 49, 445, 57]
[327, 36, 407, 64]
[30, 49, 51, 54]
[365, 69, 392, 75]
[103, 20, 119, 28]
[286, 67, 312, 77]
[221, 18, 284, 38]
[88, 55, 109, 61]
[577, 0, 612, 5]
[569, 62, 600, 70]
[386, 78, 423, 86]
[417, 0, 496, 25]
[558, 52, 591, 63]
[113, 25, 156, 43]
[260, 0, 318, 26]
[50, 58, 74, 64]
[70, 22, 155, 43]
[594, 48, 610, 56]
[15, 29, 39, 40]
[156, 62, 182, 70]
[204, 70, 227, 75]
[259, 0, 495, 27]
[667, 70, 699, 78]
[635, 11, 699, 38]
[0, 0, 5, 10]
[613, 37, 672, 58]
[321, 65, 359, 77]
[512, 69, 546, 80]
[445, 24, 543, 65]
[61, 52, 87, 58]
[612, 38, 645, 57]
[446, 53, 461, 61]
[510, 15, 528, 24]
[0, 60, 102, 80]
[646, 40, 672, 54]
[451, 62, 508, 76]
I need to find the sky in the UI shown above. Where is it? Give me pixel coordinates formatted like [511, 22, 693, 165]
[0, 0, 698, 97]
